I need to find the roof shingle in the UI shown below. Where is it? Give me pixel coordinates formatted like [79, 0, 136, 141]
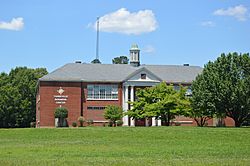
[39, 63, 203, 83]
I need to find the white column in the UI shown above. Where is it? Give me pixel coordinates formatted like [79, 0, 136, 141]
[212, 117, 217, 127]
[130, 86, 135, 127]
[122, 85, 129, 126]
[145, 118, 149, 127]
[152, 117, 156, 126]
[157, 117, 162, 126]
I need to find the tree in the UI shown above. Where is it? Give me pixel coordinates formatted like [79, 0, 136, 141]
[0, 67, 48, 128]
[104, 105, 123, 127]
[54, 107, 68, 127]
[112, 56, 129, 64]
[191, 53, 250, 127]
[91, 58, 101, 64]
[127, 82, 190, 126]
[190, 74, 215, 127]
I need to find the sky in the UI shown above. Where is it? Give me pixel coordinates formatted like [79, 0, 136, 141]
[0, 0, 250, 73]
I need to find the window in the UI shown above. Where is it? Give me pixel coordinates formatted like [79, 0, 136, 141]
[87, 84, 118, 100]
[186, 87, 192, 96]
[87, 106, 106, 110]
[174, 86, 180, 91]
[174, 85, 192, 96]
[141, 73, 146, 79]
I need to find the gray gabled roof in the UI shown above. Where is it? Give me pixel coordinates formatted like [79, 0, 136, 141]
[39, 63, 203, 83]
[143, 65, 203, 83]
[123, 66, 163, 82]
[40, 63, 137, 82]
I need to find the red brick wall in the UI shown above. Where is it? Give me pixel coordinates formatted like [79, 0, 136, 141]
[38, 82, 81, 127]
[36, 94, 40, 127]
[173, 116, 235, 127]
[224, 117, 235, 126]
[173, 116, 196, 126]
[82, 82, 123, 124]
[37, 81, 123, 127]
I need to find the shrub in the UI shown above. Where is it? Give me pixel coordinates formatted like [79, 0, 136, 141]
[175, 122, 181, 126]
[116, 120, 123, 126]
[72, 121, 77, 127]
[54, 107, 68, 118]
[78, 116, 85, 127]
[54, 107, 68, 127]
[216, 118, 225, 127]
[104, 105, 123, 127]
[86, 119, 94, 126]
[108, 121, 113, 127]
[30, 122, 36, 128]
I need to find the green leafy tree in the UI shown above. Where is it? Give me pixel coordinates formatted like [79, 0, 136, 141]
[127, 82, 190, 126]
[191, 53, 250, 127]
[191, 74, 215, 127]
[91, 58, 101, 64]
[104, 105, 123, 127]
[0, 67, 48, 128]
[112, 56, 129, 64]
[54, 107, 68, 127]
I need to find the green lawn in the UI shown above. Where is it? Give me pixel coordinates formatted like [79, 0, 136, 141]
[0, 127, 249, 166]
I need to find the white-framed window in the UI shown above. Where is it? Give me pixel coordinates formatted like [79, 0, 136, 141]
[186, 86, 192, 96]
[87, 106, 106, 110]
[141, 73, 146, 79]
[87, 84, 118, 100]
[174, 86, 180, 91]
[174, 85, 192, 96]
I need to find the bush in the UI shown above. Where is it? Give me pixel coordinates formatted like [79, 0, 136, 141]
[86, 119, 94, 126]
[104, 105, 123, 127]
[116, 120, 123, 126]
[78, 116, 85, 127]
[54, 107, 68, 127]
[216, 118, 225, 127]
[72, 121, 77, 127]
[30, 122, 36, 128]
[175, 122, 181, 126]
[54, 107, 68, 119]
[108, 121, 113, 127]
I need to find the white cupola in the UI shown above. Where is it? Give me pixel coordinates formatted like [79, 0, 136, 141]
[130, 44, 140, 67]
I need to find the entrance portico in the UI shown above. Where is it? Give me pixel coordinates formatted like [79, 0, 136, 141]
[122, 67, 162, 126]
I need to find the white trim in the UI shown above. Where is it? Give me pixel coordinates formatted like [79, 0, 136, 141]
[93, 120, 109, 123]
[130, 86, 135, 127]
[87, 99, 118, 101]
[122, 85, 129, 126]
[123, 81, 160, 87]
[173, 121, 193, 124]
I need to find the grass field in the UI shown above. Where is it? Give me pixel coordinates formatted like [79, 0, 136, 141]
[0, 127, 249, 166]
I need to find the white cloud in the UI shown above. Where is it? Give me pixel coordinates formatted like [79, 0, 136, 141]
[143, 45, 155, 54]
[213, 5, 248, 21]
[0, 17, 24, 31]
[93, 8, 158, 35]
[201, 21, 216, 27]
